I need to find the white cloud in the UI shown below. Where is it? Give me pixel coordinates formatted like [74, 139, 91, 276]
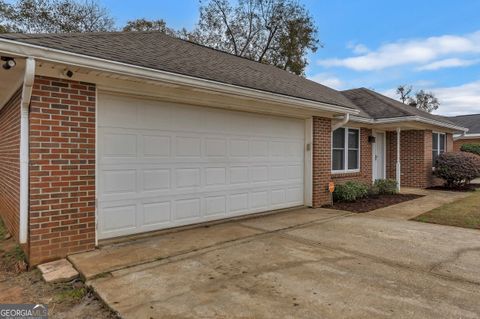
[309, 73, 344, 89]
[318, 31, 480, 71]
[347, 42, 369, 54]
[433, 81, 480, 116]
[416, 58, 480, 71]
[382, 81, 480, 116]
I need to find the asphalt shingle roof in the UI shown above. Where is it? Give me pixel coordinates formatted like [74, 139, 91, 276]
[448, 114, 480, 134]
[0, 31, 358, 110]
[341, 88, 458, 126]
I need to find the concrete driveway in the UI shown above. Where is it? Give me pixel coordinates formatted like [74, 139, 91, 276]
[69, 192, 480, 319]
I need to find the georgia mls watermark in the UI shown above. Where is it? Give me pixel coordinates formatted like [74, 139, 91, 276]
[0, 304, 48, 319]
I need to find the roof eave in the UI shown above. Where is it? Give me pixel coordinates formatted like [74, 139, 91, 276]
[350, 115, 469, 132]
[453, 133, 480, 140]
[0, 37, 359, 116]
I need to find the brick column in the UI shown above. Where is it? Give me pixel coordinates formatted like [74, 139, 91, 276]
[29, 76, 96, 265]
[312, 117, 332, 207]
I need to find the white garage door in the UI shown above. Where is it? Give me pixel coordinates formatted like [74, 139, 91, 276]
[97, 93, 306, 239]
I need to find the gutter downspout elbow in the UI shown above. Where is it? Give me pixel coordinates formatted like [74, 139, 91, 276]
[331, 113, 350, 131]
[19, 57, 35, 244]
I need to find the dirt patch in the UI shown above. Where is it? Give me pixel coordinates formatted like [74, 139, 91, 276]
[427, 183, 480, 192]
[0, 220, 118, 319]
[322, 194, 424, 213]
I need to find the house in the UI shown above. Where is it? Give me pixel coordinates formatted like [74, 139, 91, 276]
[0, 31, 467, 266]
[340, 88, 462, 188]
[448, 114, 480, 151]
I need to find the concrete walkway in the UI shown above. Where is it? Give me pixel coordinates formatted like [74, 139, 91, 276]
[362, 187, 470, 220]
[69, 191, 480, 319]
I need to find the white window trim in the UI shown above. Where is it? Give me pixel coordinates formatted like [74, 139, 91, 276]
[331, 127, 361, 174]
[432, 132, 446, 169]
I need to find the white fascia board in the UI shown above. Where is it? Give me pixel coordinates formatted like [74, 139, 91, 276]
[453, 133, 480, 140]
[0, 38, 359, 116]
[350, 115, 469, 132]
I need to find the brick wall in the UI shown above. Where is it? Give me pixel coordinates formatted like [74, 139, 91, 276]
[453, 138, 480, 152]
[0, 90, 21, 241]
[331, 128, 373, 185]
[312, 117, 332, 207]
[446, 134, 454, 152]
[28, 76, 96, 265]
[386, 130, 434, 188]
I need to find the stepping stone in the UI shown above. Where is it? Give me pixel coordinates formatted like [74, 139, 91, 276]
[38, 259, 79, 283]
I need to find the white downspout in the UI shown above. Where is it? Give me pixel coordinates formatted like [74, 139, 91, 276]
[332, 114, 350, 131]
[396, 128, 401, 192]
[19, 57, 35, 244]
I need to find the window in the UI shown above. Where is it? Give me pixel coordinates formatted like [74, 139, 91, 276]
[432, 132, 446, 167]
[332, 128, 360, 172]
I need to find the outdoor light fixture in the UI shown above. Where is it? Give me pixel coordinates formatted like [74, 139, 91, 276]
[63, 69, 74, 78]
[1, 57, 16, 70]
[368, 135, 376, 143]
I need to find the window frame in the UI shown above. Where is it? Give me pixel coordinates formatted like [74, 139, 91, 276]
[432, 132, 446, 168]
[331, 127, 361, 173]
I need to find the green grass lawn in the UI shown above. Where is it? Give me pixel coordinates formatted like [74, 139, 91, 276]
[413, 190, 480, 229]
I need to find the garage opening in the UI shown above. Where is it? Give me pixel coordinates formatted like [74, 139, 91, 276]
[97, 92, 306, 239]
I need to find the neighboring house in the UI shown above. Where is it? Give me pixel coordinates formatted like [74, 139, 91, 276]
[448, 114, 480, 151]
[0, 32, 467, 265]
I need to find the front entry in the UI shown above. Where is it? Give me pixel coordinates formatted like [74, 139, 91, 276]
[372, 131, 386, 180]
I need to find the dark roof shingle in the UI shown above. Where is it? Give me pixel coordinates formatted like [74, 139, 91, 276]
[341, 88, 457, 126]
[0, 31, 357, 109]
[448, 114, 480, 134]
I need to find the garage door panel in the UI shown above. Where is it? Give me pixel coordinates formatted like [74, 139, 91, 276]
[98, 93, 305, 239]
[143, 201, 171, 226]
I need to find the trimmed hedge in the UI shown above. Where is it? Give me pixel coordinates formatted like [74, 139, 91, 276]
[461, 143, 480, 156]
[434, 152, 480, 188]
[333, 179, 399, 203]
[374, 179, 398, 195]
[333, 181, 369, 202]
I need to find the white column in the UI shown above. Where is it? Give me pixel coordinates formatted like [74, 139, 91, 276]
[396, 128, 401, 192]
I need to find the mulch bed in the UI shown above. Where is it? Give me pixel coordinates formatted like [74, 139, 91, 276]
[322, 194, 424, 213]
[427, 183, 480, 192]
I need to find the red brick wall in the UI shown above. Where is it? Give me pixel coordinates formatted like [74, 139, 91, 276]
[0, 90, 21, 241]
[386, 130, 434, 188]
[312, 117, 332, 207]
[453, 138, 480, 152]
[28, 76, 96, 265]
[446, 134, 454, 152]
[331, 128, 373, 185]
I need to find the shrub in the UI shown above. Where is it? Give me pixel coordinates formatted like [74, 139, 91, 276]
[434, 152, 480, 188]
[374, 179, 398, 195]
[461, 143, 480, 156]
[333, 181, 369, 202]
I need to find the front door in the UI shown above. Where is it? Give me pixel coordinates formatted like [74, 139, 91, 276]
[372, 132, 385, 180]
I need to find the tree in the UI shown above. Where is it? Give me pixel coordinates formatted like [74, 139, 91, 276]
[191, 0, 319, 75]
[409, 90, 439, 113]
[122, 18, 174, 34]
[395, 85, 440, 113]
[396, 85, 412, 104]
[0, 0, 115, 33]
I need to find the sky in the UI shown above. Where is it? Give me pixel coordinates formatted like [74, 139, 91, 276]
[99, 1, 480, 115]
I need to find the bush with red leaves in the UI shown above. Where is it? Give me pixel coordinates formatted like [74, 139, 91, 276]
[434, 152, 480, 188]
